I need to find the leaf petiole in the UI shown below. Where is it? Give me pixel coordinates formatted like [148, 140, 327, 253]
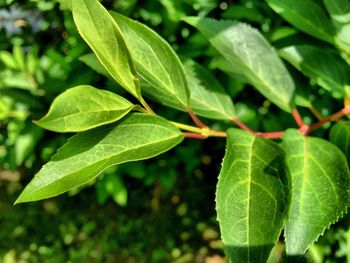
[140, 97, 155, 115]
[171, 121, 226, 138]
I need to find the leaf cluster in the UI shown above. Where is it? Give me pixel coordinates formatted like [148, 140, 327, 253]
[10, 0, 350, 262]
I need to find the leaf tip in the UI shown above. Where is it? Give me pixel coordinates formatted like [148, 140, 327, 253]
[13, 195, 25, 205]
[181, 16, 200, 26]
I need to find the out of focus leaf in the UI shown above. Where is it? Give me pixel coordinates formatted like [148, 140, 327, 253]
[279, 45, 350, 97]
[266, 0, 335, 44]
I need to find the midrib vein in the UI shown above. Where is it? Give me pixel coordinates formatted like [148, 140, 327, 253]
[246, 136, 256, 261]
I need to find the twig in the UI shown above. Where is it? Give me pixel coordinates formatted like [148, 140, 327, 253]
[292, 108, 306, 127]
[184, 133, 208, 139]
[309, 106, 323, 121]
[232, 118, 284, 139]
[188, 108, 208, 128]
[232, 118, 255, 133]
[306, 106, 350, 134]
[140, 97, 155, 114]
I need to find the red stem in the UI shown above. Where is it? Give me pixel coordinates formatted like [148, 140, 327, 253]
[232, 118, 284, 139]
[232, 118, 255, 133]
[254, 131, 285, 139]
[292, 108, 305, 127]
[187, 106, 350, 140]
[184, 132, 208, 140]
[306, 106, 350, 134]
[188, 108, 208, 129]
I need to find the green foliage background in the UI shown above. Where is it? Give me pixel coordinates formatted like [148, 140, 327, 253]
[1, 0, 350, 262]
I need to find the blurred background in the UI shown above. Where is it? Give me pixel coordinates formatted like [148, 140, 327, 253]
[1, 0, 350, 262]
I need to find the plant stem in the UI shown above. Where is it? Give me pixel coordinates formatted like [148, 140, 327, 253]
[309, 106, 323, 121]
[140, 97, 155, 114]
[292, 108, 306, 127]
[188, 108, 208, 128]
[232, 118, 285, 139]
[171, 121, 226, 138]
[231, 118, 255, 133]
[306, 106, 350, 134]
[184, 133, 208, 139]
[254, 131, 285, 139]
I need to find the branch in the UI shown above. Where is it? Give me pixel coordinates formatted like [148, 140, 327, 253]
[232, 118, 284, 139]
[184, 133, 208, 139]
[171, 121, 226, 139]
[188, 108, 208, 128]
[306, 106, 350, 134]
[254, 131, 284, 139]
[232, 118, 255, 133]
[309, 105, 323, 121]
[140, 97, 155, 114]
[292, 108, 306, 127]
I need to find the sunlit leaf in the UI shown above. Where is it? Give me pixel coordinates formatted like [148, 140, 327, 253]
[110, 12, 190, 111]
[282, 129, 350, 255]
[216, 129, 289, 262]
[184, 17, 295, 112]
[35, 85, 137, 132]
[72, 0, 141, 99]
[15, 113, 184, 204]
[183, 59, 236, 120]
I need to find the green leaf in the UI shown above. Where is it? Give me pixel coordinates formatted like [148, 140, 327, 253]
[0, 51, 18, 70]
[210, 56, 249, 83]
[79, 53, 110, 77]
[110, 12, 190, 111]
[184, 17, 295, 112]
[330, 121, 350, 159]
[216, 129, 289, 263]
[72, 0, 141, 99]
[266, 0, 335, 44]
[183, 59, 236, 120]
[15, 124, 44, 166]
[26, 47, 39, 76]
[279, 45, 350, 97]
[35, 85, 137, 132]
[15, 113, 183, 204]
[13, 45, 25, 71]
[323, 0, 350, 54]
[281, 129, 350, 255]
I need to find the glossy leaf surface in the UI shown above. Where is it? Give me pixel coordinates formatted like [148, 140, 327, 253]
[216, 129, 289, 262]
[266, 0, 335, 44]
[16, 113, 183, 203]
[183, 59, 236, 120]
[279, 45, 350, 97]
[110, 12, 190, 111]
[184, 17, 295, 112]
[282, 130, 350, 255]
[330, 121, 350, 159]
[72, 0, 141, 99]
[35, 85, 136, 132]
